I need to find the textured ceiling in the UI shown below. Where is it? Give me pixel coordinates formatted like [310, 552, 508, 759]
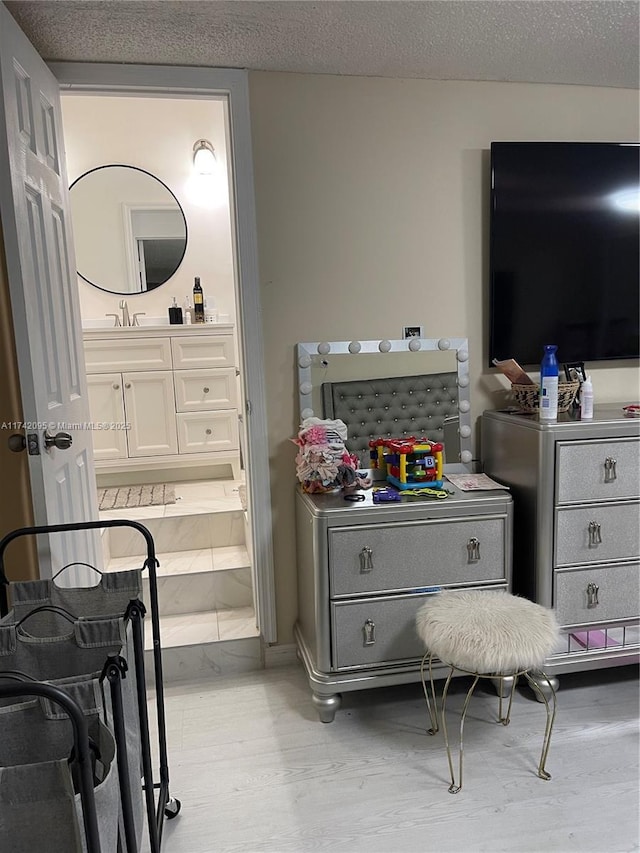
[5, 0, 640, 89]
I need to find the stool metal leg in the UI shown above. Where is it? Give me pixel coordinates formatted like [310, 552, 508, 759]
[442, 669, 480, 794]
[497, 674, 518, 726]
[524, 669, 557, 781]
[419, 652, 439, 735]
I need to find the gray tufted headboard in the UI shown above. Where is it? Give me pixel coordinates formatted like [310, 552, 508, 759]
[321, 372, 459, 462]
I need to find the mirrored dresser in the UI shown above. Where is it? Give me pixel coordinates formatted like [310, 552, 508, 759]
[293, 337, 513, 721]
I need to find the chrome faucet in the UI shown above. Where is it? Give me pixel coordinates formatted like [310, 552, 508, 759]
[119, 299, 131, 327]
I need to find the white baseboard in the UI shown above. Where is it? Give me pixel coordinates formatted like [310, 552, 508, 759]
[264, 642, 298, 668]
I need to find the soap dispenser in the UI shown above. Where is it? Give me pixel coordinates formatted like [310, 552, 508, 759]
[168, 296, 183, 325]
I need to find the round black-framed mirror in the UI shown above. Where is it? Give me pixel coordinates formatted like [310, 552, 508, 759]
[69, 164, 188, 295]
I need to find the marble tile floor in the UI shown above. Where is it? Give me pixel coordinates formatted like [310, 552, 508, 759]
[98, 477, 259, 676]
[98, 478, 245, 521]
[140, 662, 640, 853]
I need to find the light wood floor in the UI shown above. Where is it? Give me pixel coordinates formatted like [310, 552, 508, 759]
[154, 662, 639, 853]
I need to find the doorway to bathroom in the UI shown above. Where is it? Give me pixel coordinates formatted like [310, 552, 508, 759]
[54, 75, 275, 667]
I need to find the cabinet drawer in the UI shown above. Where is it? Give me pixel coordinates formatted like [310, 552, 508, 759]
[171, 335, 234, 369]
[555, 502, 640, 567]
[84, 338, 172, 373]
[554, 563, 640, 627]
[174, 368, 238, 412]
[176, 411, 239, 454]
[556, 438, 640, 504]
[329, 517, 507, 597]
[332, 586, 508, 669]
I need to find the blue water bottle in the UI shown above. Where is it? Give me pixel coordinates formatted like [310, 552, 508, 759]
[539, 345, 559, 420]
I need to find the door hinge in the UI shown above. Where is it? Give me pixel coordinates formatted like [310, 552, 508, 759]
[245, 400, 252, 415]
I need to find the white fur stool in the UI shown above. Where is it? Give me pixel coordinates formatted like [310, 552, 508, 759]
[416, 589, 559, 793]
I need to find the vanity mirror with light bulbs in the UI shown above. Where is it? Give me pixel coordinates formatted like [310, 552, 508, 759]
[293, 336, 514, 722]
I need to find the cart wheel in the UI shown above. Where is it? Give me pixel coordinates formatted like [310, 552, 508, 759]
[164, 797, 182, 819]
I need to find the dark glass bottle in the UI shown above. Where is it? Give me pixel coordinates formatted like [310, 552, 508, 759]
[193, 277, 205, 324]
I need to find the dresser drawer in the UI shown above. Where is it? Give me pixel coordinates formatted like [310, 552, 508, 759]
[332, 586, 508, 669]
[174, 368, 238, 412]
[555, 502, 640, 567]
[329, 517, 507, 597]
[556, 438, 640, 504]
[84, 338, 172, 373]
[176, 411, 239, 453]
[171, 335, 234, 369]
[332, 593, 432, 669]
[554, 563, 640, 627]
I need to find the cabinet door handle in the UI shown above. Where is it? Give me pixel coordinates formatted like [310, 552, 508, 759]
[203, 386, 210, 394]
[588, 520, 602, 547]
[363, 618, 376, 646]
[586, 582, 600, 608]
[467, 537, 481, 562]
[205, 428, 212, 435]
[604, 457, 617, 482]
[359, 546, 373, 573]
[112, 383, 120, 390]
[124, 382, 131, 389]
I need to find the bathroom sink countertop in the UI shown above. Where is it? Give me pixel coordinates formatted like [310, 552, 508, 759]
[82, 321, 234, 336]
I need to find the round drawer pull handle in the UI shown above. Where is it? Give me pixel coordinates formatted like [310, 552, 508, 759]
[112, 383, 120, 390]
[203, 387, 210, 394]
[205, 428, 212, 435]
[124, 383, 131, 389]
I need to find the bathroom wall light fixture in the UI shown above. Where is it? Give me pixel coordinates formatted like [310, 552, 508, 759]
[193, 139, 217, 175]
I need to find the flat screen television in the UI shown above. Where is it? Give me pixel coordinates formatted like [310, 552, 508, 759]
[489, 141, 640, 366]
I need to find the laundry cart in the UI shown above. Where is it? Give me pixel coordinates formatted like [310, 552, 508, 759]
[0, 519, 180, 852]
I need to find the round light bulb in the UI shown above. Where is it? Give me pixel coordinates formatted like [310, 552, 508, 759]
[301, 408, 314, 420]
[438, 338, 451, 350]
[461, 450, 473, 464]
[408, 337, 421, 351]
[300, 381, 312, 396]
[317, 342, 331, 355]
[458, 400, 471, 413]
[348, 341, 362, 353]
[460, 425, 472, 438]
[298, 353, 311, 368]
[378, 340, 392, 353]
[457, 375, 470, 387]
[456, 349, 469, 363]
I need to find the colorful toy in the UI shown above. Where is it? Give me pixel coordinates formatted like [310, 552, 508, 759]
[369, 436, 444, 491]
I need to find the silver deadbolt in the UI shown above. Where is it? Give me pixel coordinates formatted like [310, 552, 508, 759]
[43, 430, 73, 450]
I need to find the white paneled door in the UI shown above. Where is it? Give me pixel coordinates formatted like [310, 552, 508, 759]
[0, 3, 99, 574]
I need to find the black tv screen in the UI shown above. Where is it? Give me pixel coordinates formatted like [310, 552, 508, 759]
[489, 142, 640, 366]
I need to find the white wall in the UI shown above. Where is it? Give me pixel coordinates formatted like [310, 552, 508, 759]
[61, 95, 236, 322]
[248, 72, 640, 643]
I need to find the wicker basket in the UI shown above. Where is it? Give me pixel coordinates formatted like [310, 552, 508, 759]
[511, 381, 580, 414]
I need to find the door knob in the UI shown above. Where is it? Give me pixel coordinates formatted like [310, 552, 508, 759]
[8, 433, 26, 452]
[43, 430, 73, 450]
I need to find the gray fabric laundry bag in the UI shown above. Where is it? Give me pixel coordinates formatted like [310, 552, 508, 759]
[0, 676, 119, 853]
[0, 608, 144, 850]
